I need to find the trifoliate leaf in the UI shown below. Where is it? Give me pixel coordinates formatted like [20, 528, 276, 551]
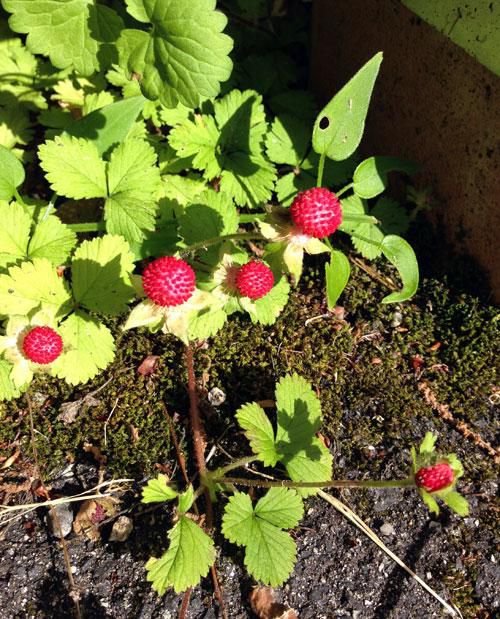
[3, 0, 124, 75]
[0, 258, 71, 317]
[28, 216, 77, 266]
[146, 516, 215, 594]
[117, 0, 233, 108]
[442, 491, 469, 517]
[275, 374, 333, 496]
[142, 474, 178, 504]
[177, 486, 195, 514]
[0, 144, 25, 200]
[105, 138, 161, 242]
[247, 277, 290, 326]
[236, 403, 279, 467]
[222, 489, 301, 586]
[0, 357, 22, 401]
[38, 135, 107, 200]
[71, 235, 135, 316]
[54, 311, 115, 385]
[0, 201, 31, 268]
[265, 115, 310, 167]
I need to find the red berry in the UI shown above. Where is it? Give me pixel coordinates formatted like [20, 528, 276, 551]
[22, 326, 63, 365]
[290, 187, 342, 238]
[236, 261, 274, 300]
[142, 257, 196, 307]
[415, 463, 454, 493]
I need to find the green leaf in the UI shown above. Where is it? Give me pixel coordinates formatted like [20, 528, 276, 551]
[0, 201, 31, 267]
[236, 403, 279, 466]
[0, 357, 22, 401]
[66, 95, 146, 157]
[380, 235, 419, 304]
[420, 490, 440, 515]
[312, 52, 383, 161]
[168, 116, 220, 178]
[3, 0, 124, 75]
[442, 491, 469, 517]
[265, 115, 310, 167]
[222, 489, 301, 586]
[142, 474, 178, 503]
[0, 144, 25, 200]
[0, 258, 71, 317]
[219, 154, 276, 208]
[105, 138, 161, 242]
[351, 223, 384, 260]
[188, 303, 227, 341]
[38, 135, 107, 200]
[71, 235, 135, 315]
[325, 249, 350, 310]
[117, 0, 233, 108]
[0, 106, 34, 151]
[146, 516, 215, 594]
[54, 311, 115, 385]
[275, 374, 333, 497]
[371, 197, 410, 236]
[177, 485, 195, 514]
[419, 432, 437, 455]
[28, 216, 77, 266]
[247, 277, 290, 326]
[353, 156, 420, 199]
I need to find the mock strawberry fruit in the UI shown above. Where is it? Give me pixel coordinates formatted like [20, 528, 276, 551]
[142, 256, 196, 307]
[236, 260, 274, 300]
[22, 326, 63, 365]
[290, 187, 342, 238]
[415, 463, 454, 493]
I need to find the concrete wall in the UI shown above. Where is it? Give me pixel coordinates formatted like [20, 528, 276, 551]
[311, 0, 500, 299]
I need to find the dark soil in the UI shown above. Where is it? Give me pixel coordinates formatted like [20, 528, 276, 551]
[0, 250, 499, 618]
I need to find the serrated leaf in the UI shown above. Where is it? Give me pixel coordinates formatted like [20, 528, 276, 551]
[54, 311, 115, 385]
[275, 374, 333, 496]
[372, 197, 410, 236]
[236, 403, 278, 466]
[0, 201, 31, 267]
[325, 249, 350, 310]
[351, 223, 384, 260]
[0, 357, 22, 401]
[161, 174, 207, 206]
[0, 258, 71, 317]
[420, 490, 440, 515]
[177, 485, 195, 514]
[0, 144, 25, 200]
[168, 116, 220, 178]
[353, 156, 420, 199]
[0, 105, 34, 150]
[187, 303, 227, 341]
[142, 475, 178, 504]
[220, 154, 276, 208]
[265, 115, 310, 167]
[3, 0, 124, 75]
[117, 0, 233, 108]
[222, 489, 300, 586]
[146, 516, 215, 594]
[28, 216, 77, 266]
[419, 432, 437, 455]
[254, 487, 303, 529]
[312, 52, 383, 161]
[442, 491, 469, 517]
[67, 95, 145, 157]
[105, 138, 161, 242]
[39, 135, 107, 200]
[247, 277, 290, 326]
[380, 235, 419, 304]
[71, 235, 135, 315]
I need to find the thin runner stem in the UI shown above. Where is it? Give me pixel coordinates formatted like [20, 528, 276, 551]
[214, 476, 415, 490]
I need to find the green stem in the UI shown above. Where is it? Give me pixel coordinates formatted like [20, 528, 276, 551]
[210, 455, 260, 479]
[336, 183, 353, 198]
[181, 232, 264, 255]
[67, 222, 106, 233]
[316, 152, 326, 187]
[342, 213, 379, 225]
[13, 189, 28, 208]
[41, 192, 58, 221]
[214, 476, 415, 490]
[238, 213, 267, 223]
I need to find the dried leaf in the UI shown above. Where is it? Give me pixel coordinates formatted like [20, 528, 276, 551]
[137, 355, 160, 376]
[73, 498, 118, 541]
[249, 586, 298, 619]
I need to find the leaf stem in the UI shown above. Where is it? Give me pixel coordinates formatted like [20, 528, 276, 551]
[67, 222, 106, 233]
[316, 152, 326, 187]
[41, 192, 58, 222]
[238, 213, 267, 223]
[181, 232, 264, 255]
[214, 476, 415, 490]
[336, 183, 353, 198]
[210, 455, 260, 479]
[13, 189, 28, 208]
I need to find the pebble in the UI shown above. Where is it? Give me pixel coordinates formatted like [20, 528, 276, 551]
[208, 387, 226, 406]
[391, 310, 403, 327]
[380, 522, 395, 536]
[46, 504, 73, 538]
[109, 516, 133, 542]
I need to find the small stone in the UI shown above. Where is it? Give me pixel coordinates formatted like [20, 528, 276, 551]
[46, 503, 73, 538]
[380, 522, 395, 536]
[208, 387, 226, 406]
[391, 310, 403, 327]
[109, 516, 133, 542]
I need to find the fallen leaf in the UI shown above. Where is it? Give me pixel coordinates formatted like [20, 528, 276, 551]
[137, 355, 160, 376]
[73, 498, 118, 541]
[249, 586, 298, 619]
[129, 424, 140, 443]
[1, 449, 20, 470]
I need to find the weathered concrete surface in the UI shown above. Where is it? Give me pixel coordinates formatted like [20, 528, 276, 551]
[311, 0, 500, 299]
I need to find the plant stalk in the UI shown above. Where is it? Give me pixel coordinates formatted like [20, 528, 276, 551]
[316, 152, 326, 187]
[214, 476, 415, 490]
[67, 222, 106, 233]
[238, 213, 267, 223]
[336, 182, 353, 198]
[181, 232, 264, 255]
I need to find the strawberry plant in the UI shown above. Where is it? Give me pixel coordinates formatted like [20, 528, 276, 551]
[0, 0, 469, 615]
